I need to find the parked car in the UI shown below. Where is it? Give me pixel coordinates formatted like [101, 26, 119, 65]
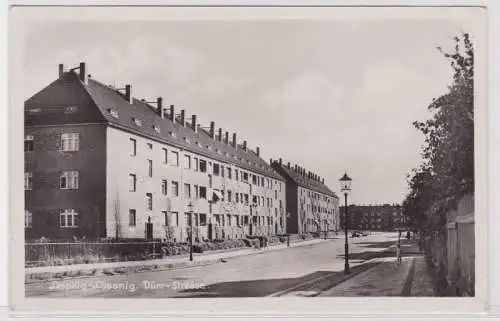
[351, 231, 360, 238]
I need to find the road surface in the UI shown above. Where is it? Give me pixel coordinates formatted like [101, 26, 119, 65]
[26, 232, 398, 297]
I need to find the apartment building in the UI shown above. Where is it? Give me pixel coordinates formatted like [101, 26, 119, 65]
[271, 160, 339, 234]
[339, 204, 405, 231]
[24, 62, 287, 241]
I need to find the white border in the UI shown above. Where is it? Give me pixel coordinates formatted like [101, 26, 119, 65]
[5, 1, 492, 318]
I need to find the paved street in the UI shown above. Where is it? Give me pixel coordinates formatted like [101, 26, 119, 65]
[26, 232, 399, 298]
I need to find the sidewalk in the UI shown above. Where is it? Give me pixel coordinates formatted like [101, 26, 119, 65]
[319, 242, 437, 297]
[26, 238, 330, 283]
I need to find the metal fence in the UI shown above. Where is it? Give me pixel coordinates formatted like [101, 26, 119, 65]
[25, 240, 161, 267]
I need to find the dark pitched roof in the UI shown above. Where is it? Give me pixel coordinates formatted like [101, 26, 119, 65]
[60, 71, 285, 181]
[271, 162, 338, 198]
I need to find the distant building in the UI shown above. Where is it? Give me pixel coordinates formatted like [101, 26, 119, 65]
[271, 159, 340, 234]
[24, 62, 287, 241]
[339, 204, 405, 231]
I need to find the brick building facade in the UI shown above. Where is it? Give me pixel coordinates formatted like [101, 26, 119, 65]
[339, 204, 405, 232]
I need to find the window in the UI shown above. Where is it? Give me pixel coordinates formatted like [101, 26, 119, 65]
[170, 151, 179, 166]
[146, 193, 153, 210]
[244, 194, 249, 204]
[60, 171, 79, 189]
[185, 213, 193, 226]
[253, 195, 258, 205]
[213, 163, 220, 176]
[228, 168, 232, 179]
[261, 177, 264, 186]
[228, 191, 232, 202]
[129, 174, 136, 192]
[235, 193, 239, 203]
[172, 212, 179, 226]
[130, 138, 137, 156]
[163, 211, 169, 226]
[184, 155, 191, 169]
[61, 133, 79, 151]
[153, 125, 160, 133]
[25, 210, 32, 228]
[243, 172, 249, 182]
[147, 143, 153, 150]
[199, 186, 207, 199]
[221, 166, 225, 178]
[194, 185, 199, 199]
[59, 209, 78, 228]
[194, 157, 199, 171]
[172, 181, 179, 197]
[275, 190, 278, 199]
[133, 118, 142, 126]
[108, 108, 119, 118]
[199, 214, 207, 226]
[162, 148, 168, 164]
[129, 209, 136, 227]
[148, 159, 153, 177]
[227, 214, 231, 226]
[184, 183, 191, 199]
[199, 159, 207, 173]
[24, 172, 33, 190]
[161, 180, 167, 195]
[252, 175, 257, 185]
[235, 170, 239, 181]
[24, 135, 34, 152]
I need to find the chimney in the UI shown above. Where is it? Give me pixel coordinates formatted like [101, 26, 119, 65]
[191, 115, 197, 132]
[225, 131, 229, 144]
[157, 97, 163, 118]
[322, 178, 325, 184]
[169, 105, 175, 121]
[294, 165, 298, 171]
[270, 158, 273, 164]
[125, 85, 132, 104]
[58, 64, 64, 79]
[279, 158, 282, 165]
[256, 147, 260, 156]
[79, 62, 87, 84]
[232, 133, 237, 147]
[287, 162, 291, 168]
[218, 128, 223, 142]
[243, 140, 247, 151]
[180, 109, 185, 126]
[210, 122, 215, 139]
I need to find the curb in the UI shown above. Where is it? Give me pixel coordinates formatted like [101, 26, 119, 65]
[25, 238, 328, 284]
[401, 257, 417, 296]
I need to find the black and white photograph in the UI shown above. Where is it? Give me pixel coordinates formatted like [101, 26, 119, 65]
[9, 4, 488, 314]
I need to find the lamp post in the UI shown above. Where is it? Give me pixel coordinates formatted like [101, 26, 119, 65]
[188, 201, 194, 262]
[339, 172, 352, 275]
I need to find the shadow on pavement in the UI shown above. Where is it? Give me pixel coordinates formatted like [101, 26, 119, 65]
[172, 263, 379, 298]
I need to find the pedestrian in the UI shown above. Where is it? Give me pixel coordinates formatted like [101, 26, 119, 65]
[396, 242, 402, 266]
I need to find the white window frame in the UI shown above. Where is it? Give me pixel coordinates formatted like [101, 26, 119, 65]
[129, 209, 136, 227]
[25, 210, 32, 228]
[60, 171, 79, 189]
[24, 135, 34, 152]
[129, 174, 136, 192]
[59, 209, 78, 228]
[24, 172, 33, 190]
[146, 193, 153, 210]
[171, 151, 179, 167]
[60, 133, 80, 152]
[184, 154, 191, 170]
[162, 179, 168, 195]
[172, 181, 179, 197]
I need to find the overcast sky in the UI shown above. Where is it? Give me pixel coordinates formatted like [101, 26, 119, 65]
[23, 18, 472, 205]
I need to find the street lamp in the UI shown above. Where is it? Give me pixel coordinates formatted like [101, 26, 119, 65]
[187, 201, 194, 262]
[339, 172, 352, 275]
